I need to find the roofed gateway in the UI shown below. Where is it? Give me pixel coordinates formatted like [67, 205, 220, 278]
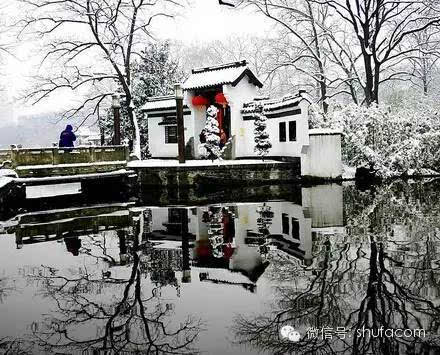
[183, 60, 263, 90]
[142, 60, 342, 179]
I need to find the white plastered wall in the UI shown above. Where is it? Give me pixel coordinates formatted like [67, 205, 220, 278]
[223, 77, 259, 158]
[303, 133, 343, 178]
[236, 100, 310, 161]
[185, 90, 207, 159]
[147, 110, 194, 158]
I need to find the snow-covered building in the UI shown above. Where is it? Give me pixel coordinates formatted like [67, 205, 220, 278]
[76, 127, 102, 146]
[142, 60, 342, 179]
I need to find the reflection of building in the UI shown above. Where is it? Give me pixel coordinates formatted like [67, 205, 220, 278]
[7, 184, 345, 293]
[144, 184, 345, 287]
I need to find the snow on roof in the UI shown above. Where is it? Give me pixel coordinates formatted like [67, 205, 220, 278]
[242, 91, 308, 116]
[182, 60, 263, 90]
[309, 128, 343, 135]
[141, 95, 176, 111]
[141, 95, 190, 112]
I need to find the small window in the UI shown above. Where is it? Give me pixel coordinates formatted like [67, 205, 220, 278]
[165, 125, 177, 144]
[282, 213, 289, 234]
[289, 121, 297, 141]
[279, 122, 286, 142]
[291, 218, 300, 239]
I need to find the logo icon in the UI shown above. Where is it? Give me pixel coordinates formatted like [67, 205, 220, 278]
[280, 325, 301, 342]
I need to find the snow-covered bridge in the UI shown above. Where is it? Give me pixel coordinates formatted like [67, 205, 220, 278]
[0, 145, 136, 217]
[0, 145, 129, 178]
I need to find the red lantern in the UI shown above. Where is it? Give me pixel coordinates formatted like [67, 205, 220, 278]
[215, 92, 228, 107]
[192, 95, 209, 107]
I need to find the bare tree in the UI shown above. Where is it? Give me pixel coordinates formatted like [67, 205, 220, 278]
[221, 1, 336, 112]
[221, 0, 440, 106]
[312, 0, 440, 105]
[219, 0, 367, 111]
[405, 28, 440, 95]
[16, 0, 182, 159]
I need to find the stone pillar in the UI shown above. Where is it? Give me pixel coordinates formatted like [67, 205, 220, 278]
[10, 145, 18, 168]
[124, 145, 130, 162]
[180, 208, 191, 283]
[52, 147, 59, 165]
[89, 147, 96, 163]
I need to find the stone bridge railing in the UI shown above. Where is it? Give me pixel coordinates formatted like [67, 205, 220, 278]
[0, 145, 129, 168]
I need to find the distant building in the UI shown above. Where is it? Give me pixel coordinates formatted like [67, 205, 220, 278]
[142, 60, 342, 179]
[76, 127, 101, 146]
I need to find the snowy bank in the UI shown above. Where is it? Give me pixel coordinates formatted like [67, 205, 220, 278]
[342, 165, 356, 180]
[0, 177, 13, 189]
[128, 159, 284, 168]
[0, 168, 17, 189]
[309, 128, 343, 135]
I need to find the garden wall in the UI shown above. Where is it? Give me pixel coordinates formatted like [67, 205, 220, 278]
[134, 160, 301, 188]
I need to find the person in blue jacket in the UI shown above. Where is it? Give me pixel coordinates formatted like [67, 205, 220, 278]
[59, 124, 76, 150]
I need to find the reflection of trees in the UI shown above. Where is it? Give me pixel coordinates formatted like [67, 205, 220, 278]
[0, 276, 15, 304]
[0, 337, 31, 354]
[0, 276, 29, 354]
[26, 215, 202, 354]
[234, 180, 440, 354]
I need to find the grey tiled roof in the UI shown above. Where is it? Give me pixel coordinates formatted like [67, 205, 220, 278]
[241, 92, 307, 115]
[141, 95, 188, 112]
[182, 60, 263, 90]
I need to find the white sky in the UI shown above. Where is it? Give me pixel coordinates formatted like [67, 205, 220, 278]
[158, 0, 270, 42]
[1, 0, 271, 117]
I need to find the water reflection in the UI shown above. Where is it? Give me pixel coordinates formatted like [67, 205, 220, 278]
[22, 210, 202, 354]
[1, 181, 440, 354]
[233, 181, 440, 355]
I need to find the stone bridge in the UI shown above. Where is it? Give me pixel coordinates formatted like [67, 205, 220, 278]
[0, 145, 129, 177]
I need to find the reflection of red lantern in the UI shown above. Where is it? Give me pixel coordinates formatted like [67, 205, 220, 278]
[215, 92, 228, 107]
[192, 95, 209, 107]
[223, 243, 235, 260]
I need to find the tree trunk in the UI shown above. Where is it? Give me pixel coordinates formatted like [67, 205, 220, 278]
[319, 74, 328, 113]
[423, 75, 428, 95]
[308, 2, 328, 113]
[127, 103, 141, 160]
[349, 81, 359, 105]
[364, 54, 374, 106]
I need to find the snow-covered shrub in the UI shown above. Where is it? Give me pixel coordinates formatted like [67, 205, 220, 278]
[200, 105, 222, 161]
[312, 95, 440, 177]
[253, 104, 272, 159]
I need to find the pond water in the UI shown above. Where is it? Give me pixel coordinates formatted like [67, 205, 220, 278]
[1, 180, 440, 354]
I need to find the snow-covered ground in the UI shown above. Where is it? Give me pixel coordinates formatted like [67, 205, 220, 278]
[26, 182, 82, 199]
[0, 169, 17, 189]
[342, 164, 356, 179]
[15, 169, 131, 183]
[309, 128, 343, 135]
[0, 177, 13, 189]
[128, 159, 283, 168]
[0, 169, 17, 178]
[16, 161, 127, 170]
